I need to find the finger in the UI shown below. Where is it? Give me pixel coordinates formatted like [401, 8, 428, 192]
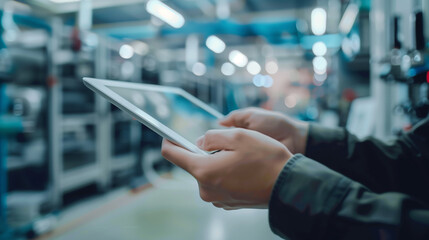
[161, 139, 200, 174]
[212, 202, 242, 211]
[219, 109, 250, 128]
[223, 207, 241, 211]
[198, 129, 245, 151]
[212, 203, 224, 208]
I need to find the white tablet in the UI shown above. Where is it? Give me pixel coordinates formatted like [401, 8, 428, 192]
[83, 77, 224, 155]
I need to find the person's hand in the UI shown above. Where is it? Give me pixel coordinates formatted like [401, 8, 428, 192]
[161, 128, 293, 210]
[220, 107, 309, 154]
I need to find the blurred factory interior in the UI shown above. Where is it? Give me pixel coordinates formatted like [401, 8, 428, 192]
[0, 0, 428, 239]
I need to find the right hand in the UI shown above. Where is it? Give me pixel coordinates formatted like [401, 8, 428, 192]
[219, 107, 309, 154]
[161, 128, 293, 210]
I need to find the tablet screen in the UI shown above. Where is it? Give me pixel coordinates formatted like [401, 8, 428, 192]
[107, 86, 220, 145]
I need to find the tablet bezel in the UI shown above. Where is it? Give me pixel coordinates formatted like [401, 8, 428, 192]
[83, 77, 224, 155]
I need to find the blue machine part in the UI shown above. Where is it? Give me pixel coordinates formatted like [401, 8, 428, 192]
[95, 18, 303, 45]
[0, 11, 51, 32]
[95, 17, 343, 50]
[407, 57, 429, 79]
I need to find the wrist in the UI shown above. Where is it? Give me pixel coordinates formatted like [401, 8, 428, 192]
[280, 116, 309, 154]
[294, 121, 309, 154]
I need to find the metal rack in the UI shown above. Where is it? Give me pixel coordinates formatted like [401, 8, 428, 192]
[48, 18, 142, 207]
[48, 18, 106, 207]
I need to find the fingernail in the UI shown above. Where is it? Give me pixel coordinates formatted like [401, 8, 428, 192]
[196, 136, 204, 148]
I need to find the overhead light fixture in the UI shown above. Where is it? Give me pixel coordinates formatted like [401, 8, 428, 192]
[206, 35, 226, 54]
[50, 0, 80, 3]
[312, 41, 328, 56]
[252, 74, 274, 88]
[229, 50, 248, 67]
[146, 0, 185, 29]
[265, 60, 279, 75]
[131, 41, 149, 56]
[311, 8, 327, 36]
[339, 4, 359, 34]
[253, 74, 265, 87]
[119, 44, 134, 59]
[221, 62, 235, 76]
[263, 75, 274, 88]
[192, 62, 207, 76]
[313, 56, 328, 75]
[314, 72, 328, 82]
[247, 61, 261, 75]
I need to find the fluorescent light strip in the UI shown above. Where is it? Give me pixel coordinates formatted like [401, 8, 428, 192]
[221, 62, 235, 76]
[312, 41, 328, 56]
[247, 61, 261, 75]
[339, 4, 359, 34]
[206, 35, 226, 54]
[229, 50, 248, 67]
[146, 0, 185, 29]
[311, 8, 327, 36]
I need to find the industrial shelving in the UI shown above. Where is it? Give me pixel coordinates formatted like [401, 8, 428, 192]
[48, 18, 143, 207]
[48, 18, 107, 207]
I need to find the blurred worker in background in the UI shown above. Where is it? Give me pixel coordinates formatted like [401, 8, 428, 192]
[162, 107, 429, 240]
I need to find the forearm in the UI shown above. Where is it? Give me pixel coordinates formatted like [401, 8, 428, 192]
[304, 119, 429, 198]
[269, 155, 429, 240]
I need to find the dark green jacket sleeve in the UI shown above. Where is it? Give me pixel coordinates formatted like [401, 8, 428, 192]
[269, 155, 429, 240]
[305, 117, 429, 202]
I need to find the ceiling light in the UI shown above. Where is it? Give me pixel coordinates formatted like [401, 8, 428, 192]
[146, 0, 185, 29]
[119, 44, 134, 59]
[263, 75, 274, 88]
[311, 8, 327, 36]
[229, 50, 248, 67]
[192, 62, 207, 76]
[313, 57, 328, 75]
[312, 41, 328, 56]
[314, 72, 328, 82]
[206, 35, 226, 54]
[265, 61, 279, 75]
[221, 62, 235, 76]
[253, 74, 265, 87]
[131, 41, 149, 56]
[339, 4, 359, 34]
[247, 61, 261, 75]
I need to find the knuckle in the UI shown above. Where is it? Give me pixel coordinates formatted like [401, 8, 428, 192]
[199, 189, 213, 202]
[160, 147, 170, 159]
[205, 130, 216, 138]
[194, 168, 208, 182]
[232, 128, 246, 141]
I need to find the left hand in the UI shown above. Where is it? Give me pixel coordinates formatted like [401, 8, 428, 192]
[161, 128, 293, 210]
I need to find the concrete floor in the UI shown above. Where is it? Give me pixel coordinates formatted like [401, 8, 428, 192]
[42, 170, 282, 240]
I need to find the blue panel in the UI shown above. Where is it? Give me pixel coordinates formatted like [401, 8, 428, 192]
[97, 18, 299, 42]
[300, 34, 343, 49]
[0, 11, 51, 32]
[95, 25, 158, 40]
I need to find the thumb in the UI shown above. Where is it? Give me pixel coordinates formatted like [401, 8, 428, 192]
[219, 110, 250, 128]
[198, 129, 241, 151]
[161, 139, 200, 174]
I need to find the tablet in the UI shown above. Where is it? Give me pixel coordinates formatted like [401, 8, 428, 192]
[83, 77, 224, 155]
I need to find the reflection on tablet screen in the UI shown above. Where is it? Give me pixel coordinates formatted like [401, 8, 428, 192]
[107, 86, 220, 145]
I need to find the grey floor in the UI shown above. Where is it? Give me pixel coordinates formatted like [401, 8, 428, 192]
[45, 169, 282, 240]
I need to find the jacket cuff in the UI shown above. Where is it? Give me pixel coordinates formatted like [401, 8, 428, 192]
[269, 154, 352, 240]
[305, 124, 348, 163]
